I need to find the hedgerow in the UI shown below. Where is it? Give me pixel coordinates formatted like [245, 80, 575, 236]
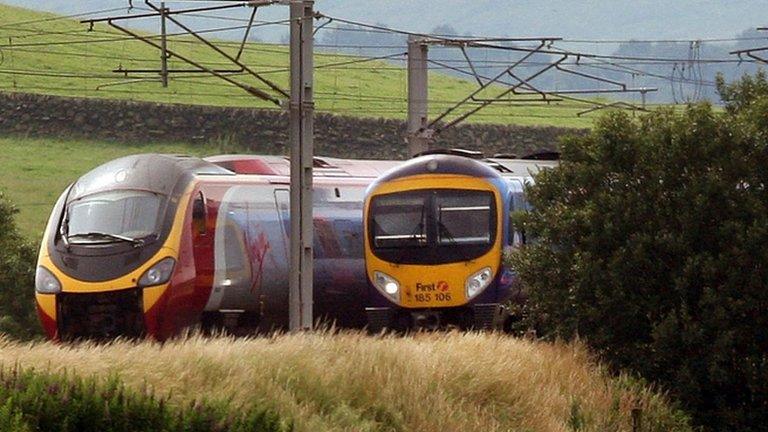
[509, 72, 768, 431]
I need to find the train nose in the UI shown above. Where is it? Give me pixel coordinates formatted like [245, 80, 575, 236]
[412, 310, 441, 331]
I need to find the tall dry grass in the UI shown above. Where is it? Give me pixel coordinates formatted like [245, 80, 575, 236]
[0, 331, 689, 432]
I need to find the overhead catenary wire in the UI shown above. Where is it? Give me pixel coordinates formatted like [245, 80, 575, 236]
[315, 13, 755, 64]
[0, 19, 293, 49]
[0, 82, 667, 121]
[304, 11, 756, 127]
[0, 7, 132, 30]
[3, 20, 750, 65]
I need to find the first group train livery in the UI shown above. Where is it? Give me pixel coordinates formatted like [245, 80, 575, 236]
[363, 152, 556, 331]
[34, 152, 554, 340]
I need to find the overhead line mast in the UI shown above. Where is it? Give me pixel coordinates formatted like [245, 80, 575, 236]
[81, 0, 316, 331]
[402, 36, 656, 156]
[287, 0, 314, 331]
[311, 14, 656, 155]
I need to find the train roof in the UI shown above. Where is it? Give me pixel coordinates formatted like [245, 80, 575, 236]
[70, 154, 231, 201]
[202, 154, 555, 178]
[486, 158, 558, 177]
[204, 155, 401, 178]
[71, 153, 557, 201]
[373, 154, 503, 184]
[409, 148, 558, 177]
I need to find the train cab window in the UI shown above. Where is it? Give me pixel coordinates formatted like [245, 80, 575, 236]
[370, 193, 427, 248]
[192, 191, 207, 236]
[436, 192, 493, 245]
[369, 189, 497, 265]
[66, 190, 163, 243]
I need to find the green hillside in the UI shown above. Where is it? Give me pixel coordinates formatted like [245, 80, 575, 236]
[0, 3, 594, 128]
[0, 136, 222, 239]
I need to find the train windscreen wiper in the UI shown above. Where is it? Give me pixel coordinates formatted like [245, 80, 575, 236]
[393, 204, 427, 265]
[67, 232, 144, 247]
[437, 221, 470, 262]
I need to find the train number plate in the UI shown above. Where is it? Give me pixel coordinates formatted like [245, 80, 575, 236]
[413, 281, 452, 303]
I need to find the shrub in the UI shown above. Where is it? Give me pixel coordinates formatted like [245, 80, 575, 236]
[0, 367, 287, 432]
[509, 73, 768, 431]
[0, 191, 39, 340]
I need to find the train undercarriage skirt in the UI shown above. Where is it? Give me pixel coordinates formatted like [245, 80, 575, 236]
[365, 303, 506, 332]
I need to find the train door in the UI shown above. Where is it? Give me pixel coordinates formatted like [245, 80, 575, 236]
[255, 187, 290, 329]
[206, 186, 255, 312]
[202, 185, 291, 331]
[161, 187, 216, 334]
[191, 190, 214, 287]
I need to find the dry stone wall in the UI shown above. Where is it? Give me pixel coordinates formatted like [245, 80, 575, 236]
[0, 92, 585, 158]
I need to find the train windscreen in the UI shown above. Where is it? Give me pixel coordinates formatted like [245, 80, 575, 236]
[369, 189, 496, 265]
[371, 192, 427, 249]
[436, 192, 493, 245]
[65, 190, 164, 243]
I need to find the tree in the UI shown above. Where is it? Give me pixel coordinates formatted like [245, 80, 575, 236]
[509, 73, 768, 431]
[0, 191, 40, 340]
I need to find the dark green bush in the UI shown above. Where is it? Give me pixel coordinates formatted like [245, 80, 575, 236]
[509, 72, 768, 432]
[0, 367, 287, 432]
[0, 191, 39, 340]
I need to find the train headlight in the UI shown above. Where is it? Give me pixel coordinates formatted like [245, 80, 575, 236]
[35, 266, 61, 294]
[138, 257, 176, 287]
[373, 271, 400, 301]
[466, 267, 493, 299]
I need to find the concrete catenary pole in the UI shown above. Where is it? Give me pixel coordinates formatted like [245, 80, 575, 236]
[407, 35, 430, 156]
[288, 0, 314, 331]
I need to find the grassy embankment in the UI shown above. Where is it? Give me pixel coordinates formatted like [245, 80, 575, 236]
[0, 331, 690, 432]
[0, 3, 594, 128]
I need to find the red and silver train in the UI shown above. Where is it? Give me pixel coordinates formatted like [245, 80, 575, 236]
[34, 154, 399, 340]
[34, 152, 554, 340]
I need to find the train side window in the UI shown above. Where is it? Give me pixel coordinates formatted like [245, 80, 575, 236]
[222, 223, 246, 272]
[335, 219, 363, 258]
[192, 191, 207, 235]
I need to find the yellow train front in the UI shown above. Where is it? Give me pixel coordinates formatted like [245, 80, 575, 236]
[363, 153, 516, 331]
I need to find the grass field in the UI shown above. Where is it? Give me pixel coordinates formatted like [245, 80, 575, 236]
[0, 3, 596, 128]
[0, 331, 691, 432]
[0, 136, 223, 240]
